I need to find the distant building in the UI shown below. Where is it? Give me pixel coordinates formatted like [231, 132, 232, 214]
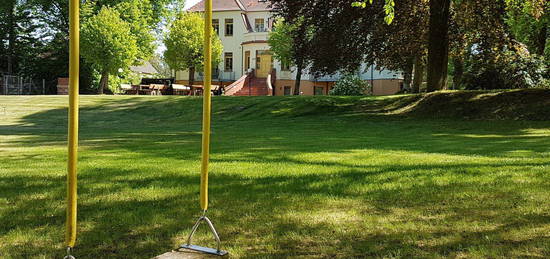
[130, 62, 159, 78]
[178, 0, 403, 96]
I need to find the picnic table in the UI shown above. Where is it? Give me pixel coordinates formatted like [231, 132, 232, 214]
[120, 83, 221, 96]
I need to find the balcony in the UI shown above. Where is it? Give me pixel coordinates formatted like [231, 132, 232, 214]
[243, 31, 269, 43]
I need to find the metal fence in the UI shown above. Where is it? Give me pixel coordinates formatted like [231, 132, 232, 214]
[1, 75, 46, 95]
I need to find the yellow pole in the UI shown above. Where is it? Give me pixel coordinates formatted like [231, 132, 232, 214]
[66, 0, 79, 249]
[200, 0, 213, 211]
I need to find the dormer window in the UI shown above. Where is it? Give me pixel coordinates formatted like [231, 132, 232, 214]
[255, 18, 265, 32]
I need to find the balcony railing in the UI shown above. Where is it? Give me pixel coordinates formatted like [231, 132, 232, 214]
[196, 71, 237, 82]
[244, 31, 269, 42]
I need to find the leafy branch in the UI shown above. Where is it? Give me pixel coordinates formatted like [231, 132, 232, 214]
[352, 0, 395, 24]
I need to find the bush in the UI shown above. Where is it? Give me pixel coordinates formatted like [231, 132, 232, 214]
[329, 74, 371, 96]
[463, 50, 548, 89]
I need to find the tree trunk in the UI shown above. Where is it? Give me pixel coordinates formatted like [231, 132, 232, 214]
[452, 57, 464, 90]
[412, 56, 425, 93]
[535, 23, 547, 56]
[188, 67, 195, 87]
[294, 61, 303, 95]
[427, 0, 451, 92]
[403, 58, 413, 92]
[99, 70, 108, 94]
[7, 1, 16, 74]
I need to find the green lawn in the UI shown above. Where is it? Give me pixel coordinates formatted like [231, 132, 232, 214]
[1, 95, 549, 258]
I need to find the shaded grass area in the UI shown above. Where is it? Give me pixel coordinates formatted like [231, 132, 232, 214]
[0, 94, 549, 258]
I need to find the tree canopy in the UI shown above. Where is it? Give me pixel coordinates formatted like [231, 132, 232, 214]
[163, 12, 223, 85]
[81, 6, 138, 94]
[0, 0, 184, 93]
[268, 18, 313, 95]
[271, 0, 548, 92]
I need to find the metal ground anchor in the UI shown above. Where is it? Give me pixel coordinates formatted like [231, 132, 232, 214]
[63, 246, 75, 259]
[181, 211, 228, 256]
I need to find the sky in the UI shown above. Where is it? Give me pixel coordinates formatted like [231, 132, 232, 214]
[185, 0, 201, 9]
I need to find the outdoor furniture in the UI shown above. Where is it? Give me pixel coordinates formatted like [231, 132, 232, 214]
[172, 84, 191, 95]
[150, 84, 166, 95]
[189, 85, 219, 96]
[139, 85, 153, 95]
[191, 85, 203, 96]
[120, 84, 138, 95]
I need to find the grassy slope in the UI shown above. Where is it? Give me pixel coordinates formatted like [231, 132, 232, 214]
[0, 91, 549, 258]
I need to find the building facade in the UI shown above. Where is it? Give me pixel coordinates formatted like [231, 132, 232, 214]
[177, 0, 404, 96]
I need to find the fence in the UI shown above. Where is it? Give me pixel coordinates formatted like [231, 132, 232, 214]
[0, 75, 46, 95]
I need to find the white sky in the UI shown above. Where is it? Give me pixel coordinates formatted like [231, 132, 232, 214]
[185, 0, 201, 9]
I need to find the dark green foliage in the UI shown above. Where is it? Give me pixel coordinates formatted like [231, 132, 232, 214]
[463, 50, 548, 90]
[0, 0, 181, 93]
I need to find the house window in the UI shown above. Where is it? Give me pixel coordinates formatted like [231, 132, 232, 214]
[212, 19, 219, 35]
[244, 51, 251, 71]
[314, 86, 324, 96]
[255, 18, 265, 32]
[225, 19, 233, 36]
[281, 61, 291, 71]
[224, 52, 233, 72]
[284, 86, 292, 96]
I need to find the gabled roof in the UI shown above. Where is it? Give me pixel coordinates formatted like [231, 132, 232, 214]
[188, 0, 271, 12]
[240, 0, 271, 11]
[130, 62, 158, 75]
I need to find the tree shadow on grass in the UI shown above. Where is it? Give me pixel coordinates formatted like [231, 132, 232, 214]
[1, 97, 549, 160]
[2, 161, 550, 257]
[1, 97, 550, 257]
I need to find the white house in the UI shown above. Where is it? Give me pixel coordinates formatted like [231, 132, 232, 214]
[177, 0, 404, 96]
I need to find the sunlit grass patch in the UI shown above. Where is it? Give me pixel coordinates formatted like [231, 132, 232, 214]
[0, 95, 549, 258]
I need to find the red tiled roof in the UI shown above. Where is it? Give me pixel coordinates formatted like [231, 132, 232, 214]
[240, 0, 271, 11]
[188, 0, 271, 12]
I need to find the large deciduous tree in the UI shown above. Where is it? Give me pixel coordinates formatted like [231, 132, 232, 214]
[163, 12, 222, 87]
[81, 7, 138, 94]
[268, 18, 313, 95]
[271, 0, 427, 92]
[0, 0, 183, 93]
[0, 0, 39, 75]
[506, 0, 549, 57]
[426, 0, 451, 92]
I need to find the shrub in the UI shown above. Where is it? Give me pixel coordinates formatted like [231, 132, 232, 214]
[463, 50, 548, 89]
[329, 74, 371, 96]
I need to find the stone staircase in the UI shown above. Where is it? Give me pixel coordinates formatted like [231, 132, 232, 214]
[233, 77, 270, 96]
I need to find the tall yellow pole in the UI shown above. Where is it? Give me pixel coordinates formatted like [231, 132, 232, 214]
[200, 0, 213, 211]
[66, 0, 79, 249]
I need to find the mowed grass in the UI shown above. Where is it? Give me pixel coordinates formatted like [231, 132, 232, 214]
[0, 95, 549, 258]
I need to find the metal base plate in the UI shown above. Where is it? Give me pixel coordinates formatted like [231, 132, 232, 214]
[181, 244, 228, 256]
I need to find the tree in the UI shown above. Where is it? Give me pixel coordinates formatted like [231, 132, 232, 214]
[81, 7, 138, 94]
[114, 0, 156, 65]
[0, 0, 40, 75]
[268, 18, 313, 95]
[451, 0, 548, 89]
[426, 0, 451, 92]
[506, 0, 549, 57]
[271, 0, 427, 92]
[163, 12, 222, 87]
[367, 0, 429, 93]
